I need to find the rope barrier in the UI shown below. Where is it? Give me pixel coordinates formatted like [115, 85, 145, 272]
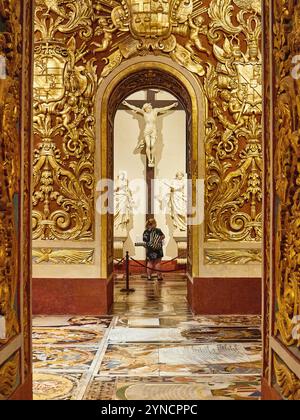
[117, 251, 186, 292]
[134, 242, 186, 266]
[129, 257, 186, 273]
[113, 257, 125, 266]
[161, 254, 187, 265]
[114, 255, 186, 268]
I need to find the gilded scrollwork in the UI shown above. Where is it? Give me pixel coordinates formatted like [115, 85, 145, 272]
[272, 0, 300, 351]
[0, 353, 19, 400]
[0, 0, 32, 399]
[33, 0, 262, 244]
[33, 1, 96, 241]
[22, 0, 33, 379]
[263, 0, 300, 399]
[32, 248, 95, 264]
[274, 356, 300, 401]
[205, 248, 262, 265]
[205, 0, 262, 241]
[262, 0, 272, 379]
[0, 0, 21, 346]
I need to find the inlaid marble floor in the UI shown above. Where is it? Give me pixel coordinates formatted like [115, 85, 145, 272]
[32, 274, 262, 400]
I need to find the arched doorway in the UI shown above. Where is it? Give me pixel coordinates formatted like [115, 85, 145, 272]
[96, 59, 207, 296]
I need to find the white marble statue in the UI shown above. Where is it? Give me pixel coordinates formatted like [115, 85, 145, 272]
[166, 172, 187, 232]
[122, 100, 178, 168]
[114, 171, 134, 230]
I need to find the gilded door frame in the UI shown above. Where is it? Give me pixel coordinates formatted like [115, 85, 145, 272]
[97, 59, 207, 281]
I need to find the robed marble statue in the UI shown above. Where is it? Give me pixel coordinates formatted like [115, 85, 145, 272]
[114, 171, 134, 230]
[123, 100, 178, 168]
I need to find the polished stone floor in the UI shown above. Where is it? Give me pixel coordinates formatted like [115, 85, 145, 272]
[32, 274, 262, 400]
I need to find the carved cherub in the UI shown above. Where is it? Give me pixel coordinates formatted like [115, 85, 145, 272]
[186, 15, 209, 57]
[233, 0, 261, 15]
[92, 17, 116, 53]
[36, 0, 67, 18]
[56, 93, 79, 131]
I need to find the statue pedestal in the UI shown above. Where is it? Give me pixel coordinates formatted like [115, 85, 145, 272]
[174, 235, 187, 265]
[0, 316, 6, 340]
[114, 236, 127, 260]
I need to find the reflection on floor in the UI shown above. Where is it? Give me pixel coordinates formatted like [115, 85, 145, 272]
[32, 274, 262, 400]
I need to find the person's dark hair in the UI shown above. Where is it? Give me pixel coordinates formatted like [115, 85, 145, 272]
[146, 218, 157, 229]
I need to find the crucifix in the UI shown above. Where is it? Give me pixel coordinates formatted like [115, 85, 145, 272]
[121, 90, 183, 217]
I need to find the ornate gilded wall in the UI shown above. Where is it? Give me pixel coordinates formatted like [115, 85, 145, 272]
[0, 0, 33, 400]
[263, 0, 300, 400]
[33, 0, 262, 278]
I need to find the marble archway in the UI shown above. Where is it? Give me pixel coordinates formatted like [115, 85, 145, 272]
[95, 58, 207, 285]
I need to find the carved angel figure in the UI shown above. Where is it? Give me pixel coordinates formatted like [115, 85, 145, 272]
[32, 248, 94, 264]
[92, 17, 116, 53]
[186, 16, 209, 56]
[114, 171, 134, 230]
[166, 172, 187, 232]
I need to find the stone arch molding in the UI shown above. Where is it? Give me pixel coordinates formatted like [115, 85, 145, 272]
[95, 56, 207, 279]
[33, 1, 262, 279]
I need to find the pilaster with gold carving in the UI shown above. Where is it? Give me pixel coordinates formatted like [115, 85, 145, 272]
[263, 0, 300, 400]
[0, 0, 33, 400]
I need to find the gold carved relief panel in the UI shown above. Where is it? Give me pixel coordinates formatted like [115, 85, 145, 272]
[0, 353, 20, 400]
[33, 1, 262, 255]
[263, 0, 300, 400]
[0, 0, 22, 347]
[273, 0, 300, 352]
[0, 0, 33, 399]
[274, 356, 300, 401]
[33, 248, 95, 264]
[205, 249, 262, 265]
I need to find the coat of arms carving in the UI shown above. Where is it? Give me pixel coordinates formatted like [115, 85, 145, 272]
[129, 0, 171, 38]
[99, 0, 204, 77]
[110, 0, 194, 43]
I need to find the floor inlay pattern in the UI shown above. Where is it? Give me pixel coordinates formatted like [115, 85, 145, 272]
[33, 275, 262, 400]
[84, 375, 262, 401]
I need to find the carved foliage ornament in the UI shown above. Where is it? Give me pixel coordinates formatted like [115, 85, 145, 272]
[205, 249, 262, 265]
[0, 0, 21, 346]
[0, 353, 19, 400]
[262, 0, 300, 399]
[22, 0, 33, 378]
[33, 0, 262, 243]
[32, 248, 95, 264]
[272, 0, 300, 351]
[274, 356, 300, 401]
[262, 0, 272, 378]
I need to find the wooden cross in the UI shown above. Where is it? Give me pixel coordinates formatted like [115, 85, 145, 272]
[120, 89, 183, 219]
[119, 89, 184, 113]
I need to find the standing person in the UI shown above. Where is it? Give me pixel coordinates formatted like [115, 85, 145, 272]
[143, 219, 165, 281]
[123, 100, 178, 168]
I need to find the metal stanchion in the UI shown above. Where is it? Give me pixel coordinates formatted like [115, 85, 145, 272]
[120, 251, 135, 293]
[134, 242, 148, 279]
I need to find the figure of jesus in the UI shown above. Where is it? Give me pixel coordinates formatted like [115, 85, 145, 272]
[122, 100, 178, 168]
